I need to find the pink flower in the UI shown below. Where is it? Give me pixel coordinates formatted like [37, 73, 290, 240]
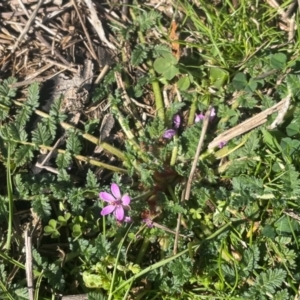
[100, 183, 131, 221]
[195, 113, 205, 123]
[163, 129, 176, 139]
[218, 141, 226, 148]
[173, 114, 181, 129]
[142, 218, 154, 228]
[195, 108, 216, 123]
[163, 115, 181, 139]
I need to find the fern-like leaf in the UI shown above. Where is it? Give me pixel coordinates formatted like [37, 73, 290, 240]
[16, 106, 31, 128]
[86, 169, 98, 189]
[255, 268, 286, 294]
[15, 145, 34, 166]
[31, 195, 51, 219]
[32, 123, 52, 145]
[0, 77, 17, 105]
[137, 10, 161, 31]
[66, 130, 82, 154]
[49, 96, 67, 123]
[131, 44, 148, 66]
[153, 44, 171, 58]
[56, 152, 72, 169]
[26, 82, 40, 109]
[8, 123, 27, 141]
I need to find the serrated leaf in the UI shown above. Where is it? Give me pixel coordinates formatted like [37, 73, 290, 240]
[56, 152, 72, 169]
[131, 44, 147, 66]
[49, 96, 67, 122]
[27, 82, 40, 108]
[86, 169, 98, 189]
[66, 131, 82, 154]
[8, 123, 27, 141]
[0, 77, 17, 105]
[15, 145, 34, 166]
[255, 268, 286, 294]
[32, 195, 51, 219]
[137, 10, 161, 31]
[16, 106, 31, 128]
[32, 123, 51, 145]
[153, 44, 171, 57]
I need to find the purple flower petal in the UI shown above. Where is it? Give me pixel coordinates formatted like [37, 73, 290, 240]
[195, 113, 205, 123]
[111, 183, 121, 199]
[163, 129, 176, 139]
[101, 205, 115, 216]
[121, 194, 131, 206]
[124, 216, 132, 223]
[173, 115, 181, 129]
[209, 107, 216, 121]
[100, 192, 115, 202]
[218, 141, 226, 148]
[143, 218, 153, 228]
[115, 206, 124, 221]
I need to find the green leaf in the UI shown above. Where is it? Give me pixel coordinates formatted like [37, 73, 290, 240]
[44, 225, 55, 234]
[154, 53, 179, 80]
[262, 225, 276, 239]
[164, 65, 179, 80]
[58, 215, 67, 225]
[232, 72, 247, 90]
[286, 122, 299, 137]
[66, 130, 82, 154]
[262, 129, 282, 152]
[137, 10, 161, 31]
[177, 76, 190, 91]
[254, 268, 286, 294]
[0, 77, 17, 105]
[246, 78, 258, 92]
[16, 106, 31, 128]
[26, 82, 40, 109]
[56, 152, 72, 169]
[280, 137, 300, 157]
[131, 44, 148, 66]
[32, 123, 52, 145]
[275, 216, 299, 233]
[86, 169, 98, 189]
[32, 195, 51, 219]
[286, 74, 300, 97]
[8, 123, 27, 141]
[72, 224, 82, 237]
[15, 145, 34, 166]
[49, 96, 67, 122]
[270, 53, 287, 70]
[153, 44, 171, 57]
[209, 67, 228, 88]
[49, 219, 57, 228]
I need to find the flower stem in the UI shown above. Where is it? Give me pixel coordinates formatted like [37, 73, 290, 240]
[5, 143, 13, 252]
[188, 94, 197, 126]
[170, 134, 179, 166]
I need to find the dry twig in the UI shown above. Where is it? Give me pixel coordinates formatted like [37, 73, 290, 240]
[184, 107, 212, 200]
[208, 96, 291, 149]
[11, 0, 44, 53]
